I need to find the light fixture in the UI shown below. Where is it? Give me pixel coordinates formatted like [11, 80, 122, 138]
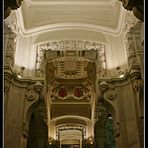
[17, 66, 25, 78]
[116, 66, 125, 78]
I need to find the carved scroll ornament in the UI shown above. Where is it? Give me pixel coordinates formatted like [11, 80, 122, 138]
[23, 82, 43, 138]
[105, 89, 117, 100]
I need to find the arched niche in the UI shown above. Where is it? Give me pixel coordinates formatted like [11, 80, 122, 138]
[26, 103, 48, 148]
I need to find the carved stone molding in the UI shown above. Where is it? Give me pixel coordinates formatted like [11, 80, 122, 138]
[4, 11, 18, 34]
[130, 65, 144, 119]
[35, 40, 107, 78]
[56, 123, 86, 140]
[124, 11, 139, 34]
[49, 79, 93, 102]
[105, 89, 117, 100]
[4, 32, 17, 67]
[26, 88, 38, 101]
[125, 32, 139, 67]
[37, 40, 105, 51]
[4, 11, 18, 68]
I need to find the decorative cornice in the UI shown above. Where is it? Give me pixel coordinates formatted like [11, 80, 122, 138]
[4, 66, 44, 88]
[49, 79, 93, 102]
[56, 123, 86, 140]
[25, 0, 116, 6]
[35, 40, 107, 79]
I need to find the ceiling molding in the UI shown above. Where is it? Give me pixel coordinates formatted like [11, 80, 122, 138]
[16, 6, 126, 37]
[51, 115, 91, 122]
[24, 0, 116, 6]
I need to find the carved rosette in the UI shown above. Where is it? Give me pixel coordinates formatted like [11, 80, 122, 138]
[35, 40, 107, 78]
[26, 89, 37, 101]
[105, 89, 117, 100]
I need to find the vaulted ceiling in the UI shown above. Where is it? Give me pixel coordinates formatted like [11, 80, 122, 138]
[16, 0, 126, 36]
[10, 0, 129, 140]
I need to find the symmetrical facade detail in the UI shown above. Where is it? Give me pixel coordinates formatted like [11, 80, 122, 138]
[35, 40, 107, 79]
[4, 1, 144, 148]
[49, 79, 93, 102]
[56, 124, 86, 140]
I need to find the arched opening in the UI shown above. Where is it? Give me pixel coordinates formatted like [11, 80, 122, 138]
[27, 104, 48, 148]
[94, 101, 117, 148]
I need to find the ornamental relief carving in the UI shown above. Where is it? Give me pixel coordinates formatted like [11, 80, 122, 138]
[49, 79, 93, 102]
[5, 32, 16, 67]
[35, 40, 107, 78]
[124, 11, 139, 34]
[4, 11, 18, 67]
[56, 123, 86, 140]
[123, 11, 142, 68]
[4, 11, 18, 34]
[105, 89, 117, 100]
[125, 33, 139, 67]
[55, 58, 88, 79]
[26, 89, 38, 101]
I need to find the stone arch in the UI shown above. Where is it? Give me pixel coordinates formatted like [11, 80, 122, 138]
[26, 103, 48, 148]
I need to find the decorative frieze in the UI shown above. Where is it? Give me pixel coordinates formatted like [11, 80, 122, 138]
[49, 79, 93, 102]
[123, 11, 143, 73]
[35, 40, 107, 78]
[37, 40, 105, 51]
[56, 123, 86, 140]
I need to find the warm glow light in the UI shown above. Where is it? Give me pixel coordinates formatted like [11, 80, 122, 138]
[119, 73, 125, 78]
[17, 74, 22, 78]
